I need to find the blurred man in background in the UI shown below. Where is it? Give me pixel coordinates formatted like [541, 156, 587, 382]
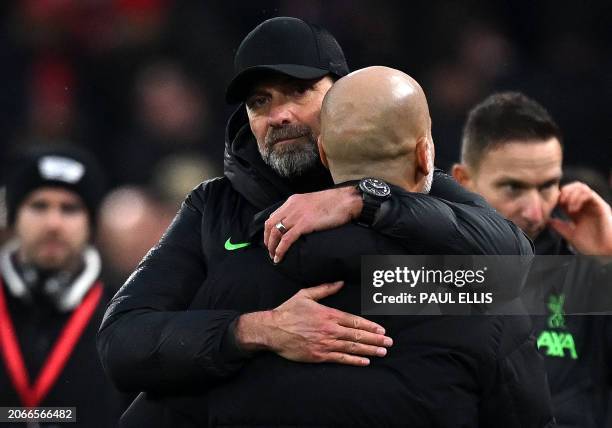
[112, 62, 213, 186]
[0, 146, 123, 427]
[451, 92, 612, 427]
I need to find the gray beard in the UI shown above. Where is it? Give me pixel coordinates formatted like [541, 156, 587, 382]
[259, 136, 320, 178]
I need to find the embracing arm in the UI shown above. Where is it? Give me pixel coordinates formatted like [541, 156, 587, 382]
[233, 281, 392, 367]
[264, 170, 533, 260]
[98, 185, 392, 391]
[97, 190, 244, 393]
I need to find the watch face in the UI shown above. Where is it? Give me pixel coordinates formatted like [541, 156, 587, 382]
[359, 178, 391, 198]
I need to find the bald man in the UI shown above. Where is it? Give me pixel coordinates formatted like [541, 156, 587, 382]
[319, 66, 434, 190]
[120, 67, 552, 427]
[264, 66, 522, 259]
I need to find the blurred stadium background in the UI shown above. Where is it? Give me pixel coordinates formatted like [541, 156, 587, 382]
[0, 0, 610, 290]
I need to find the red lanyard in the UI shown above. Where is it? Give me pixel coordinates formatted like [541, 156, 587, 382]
[0, 279, 103, 407]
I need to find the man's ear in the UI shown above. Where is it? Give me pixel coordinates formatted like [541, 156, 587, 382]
[317, 136, 329, 169]
[451, 163, 474, 189]
[415, 138, 432, 176]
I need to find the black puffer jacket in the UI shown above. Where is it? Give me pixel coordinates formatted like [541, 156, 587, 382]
[169, 215, 551, 427]
[98, 107, 552, 427]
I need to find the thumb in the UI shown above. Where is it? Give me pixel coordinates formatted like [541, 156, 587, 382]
[302, 281, 344, 301]
[548, 218, 575, 241]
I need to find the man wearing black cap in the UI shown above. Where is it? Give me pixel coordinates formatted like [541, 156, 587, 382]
[0, 146, 121, 427]
[99, 17, 543, 426]
[99, 17, 395, 383]
[225, 16, 350, 182]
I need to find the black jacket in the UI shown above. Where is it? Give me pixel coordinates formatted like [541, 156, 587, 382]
[98, 107, 552, 426]
[163, 209, 550, 427]
[532, 230, 612, 428]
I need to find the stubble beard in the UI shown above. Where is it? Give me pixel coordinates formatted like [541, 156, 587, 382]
[20, 232, 82, 272]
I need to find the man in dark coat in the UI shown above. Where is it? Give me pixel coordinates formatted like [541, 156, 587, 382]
[0, 145, 122, 427]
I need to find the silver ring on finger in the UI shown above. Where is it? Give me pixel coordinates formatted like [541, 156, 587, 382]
[275, 221, 288, 234]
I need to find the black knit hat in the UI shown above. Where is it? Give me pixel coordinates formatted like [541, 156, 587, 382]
[5, 145, 106, 226]
[226, 17, 349, 104]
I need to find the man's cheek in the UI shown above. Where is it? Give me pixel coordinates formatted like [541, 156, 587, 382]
[478, 188, 505, 213]
[493, 200, 520, 223]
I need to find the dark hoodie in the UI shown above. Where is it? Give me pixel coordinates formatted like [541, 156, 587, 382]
[99, 108, 552, 426]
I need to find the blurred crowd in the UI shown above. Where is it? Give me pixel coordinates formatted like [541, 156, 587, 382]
[0, 0, 610, 291]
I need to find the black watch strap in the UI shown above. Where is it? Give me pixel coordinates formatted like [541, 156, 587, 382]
[357, 193, 381, 226]
[355, 178, 391, 227]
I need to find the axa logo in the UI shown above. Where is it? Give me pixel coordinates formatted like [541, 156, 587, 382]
[537, 331, 578, 359]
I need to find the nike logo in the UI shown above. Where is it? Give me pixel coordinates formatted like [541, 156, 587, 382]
[224, 238, 251, 251]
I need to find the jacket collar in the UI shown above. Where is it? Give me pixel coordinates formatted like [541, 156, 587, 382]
[534, 227, 574, 255]
[0, 240, 101, 312]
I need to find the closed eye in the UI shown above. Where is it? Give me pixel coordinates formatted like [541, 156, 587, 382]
[29, 200, 49, 212]
[496, 180, 528, 198]
[61, 202, 84, 215]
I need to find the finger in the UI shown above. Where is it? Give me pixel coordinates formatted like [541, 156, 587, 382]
[559, 186, 577, 205]
[558, 191, 576, 214]
[264, 206, 286, 247]
[336, 326, 393, 347]
[548, 218, 575, 241]
[568, 192, 590, 214]
[560, 181, 582, 192]
[327, 340, 389, 357]
[323, 352, 370, 366]
[300, 281, 344, 301]
[264, 217, 275, 248]
[267, 223, 285, 260]
[274, 227, 303, 263]
[336, 312, 387, 335]
[558, 187, 568, 205]
[559, 182, 583, 206]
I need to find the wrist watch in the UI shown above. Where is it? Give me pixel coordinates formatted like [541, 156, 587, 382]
[356, 178, 391, 227]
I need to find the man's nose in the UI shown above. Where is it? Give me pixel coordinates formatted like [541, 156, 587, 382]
[43, 209, 64, 230]
[520, 191, 544, 224]
[267, 99, 294, 127]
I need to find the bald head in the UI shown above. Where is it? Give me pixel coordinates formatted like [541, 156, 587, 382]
[319, 66, 434, 191]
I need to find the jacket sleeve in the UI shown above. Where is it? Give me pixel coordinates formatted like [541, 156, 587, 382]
[372, 170, 534, 255]
[97, 187, 246, 393]
[261, 171, 532, 285]
[272, 172, 533, 286]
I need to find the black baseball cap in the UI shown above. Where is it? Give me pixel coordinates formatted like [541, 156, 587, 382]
[226, 17, 349, 104]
